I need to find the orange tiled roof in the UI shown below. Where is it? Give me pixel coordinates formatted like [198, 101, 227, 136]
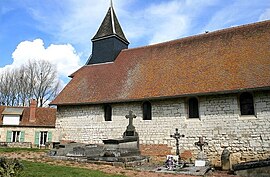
[0, 106, 56, 127]
[51, 20, 270, 105]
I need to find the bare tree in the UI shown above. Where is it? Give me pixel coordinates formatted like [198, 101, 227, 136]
[0, 60, 61, 107]
[0, 69, 18, 106]
[30, 60, 60, 107]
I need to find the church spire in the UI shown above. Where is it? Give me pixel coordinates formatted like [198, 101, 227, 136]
[87, 1, 129, 65]
[91, 1, 129, 44]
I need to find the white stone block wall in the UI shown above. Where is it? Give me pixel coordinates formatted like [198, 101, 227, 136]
[55, 90, 270, 165]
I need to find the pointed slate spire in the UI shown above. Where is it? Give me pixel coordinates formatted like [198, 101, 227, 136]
[92, 2, 129, 44]
[87, 1, 129, 65]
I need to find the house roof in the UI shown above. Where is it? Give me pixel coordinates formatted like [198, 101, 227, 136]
[0, 106, 56, 127]
[2, 108, 24, 115]
[92, 5, 129, 44]
[51, 20, 270, 106]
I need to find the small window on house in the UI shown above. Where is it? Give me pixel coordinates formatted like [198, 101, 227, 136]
[2, 107, 24, 125]
[104, 104, 112, 121]
[240, 92, 255, 115]
[188, 97, 199, 118]
[143, 101, 152, 120]
[34, 131, 52, 147]
[6, 131, 24, 143]
[40, 131, 48, 146]
[12, 131, 21, 142]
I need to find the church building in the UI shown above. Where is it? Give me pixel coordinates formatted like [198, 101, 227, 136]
[51, 3, 270, 166]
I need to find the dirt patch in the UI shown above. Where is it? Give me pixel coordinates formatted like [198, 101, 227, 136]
[0, 151, 239, 177]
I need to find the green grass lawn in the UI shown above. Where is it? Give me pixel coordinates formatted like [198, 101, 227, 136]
[21, 160, 126, 177]
[0, 147, 48, 153]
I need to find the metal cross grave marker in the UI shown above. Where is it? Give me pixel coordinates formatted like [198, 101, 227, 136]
[195, 137, 208, 151]
[170, 128, 185, 159]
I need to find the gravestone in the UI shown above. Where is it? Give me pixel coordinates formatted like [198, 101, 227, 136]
[101, 111, 140, 158]
[155, 134, 211, 176]
[170, 128, 185, 161]
[194, 137, 209, 167]
[221, 147, 231, 170]
[123, 110, 138, 138]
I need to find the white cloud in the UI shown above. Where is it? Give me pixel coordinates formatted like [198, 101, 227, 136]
[202, 0, 270, 33]
[143, 1, 189, 44]
[0, 6, 13, 15]
[121, 0, 230, 46]
[259, 8, 270, 21]
[24, 0, 128, 55]
[2, 39, 81, 78]
[16, 0, 222, 51]
[4, 0, 269, 67]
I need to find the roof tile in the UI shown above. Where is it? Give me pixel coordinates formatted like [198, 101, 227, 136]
[0, 106, 56, 127]
[51, 20, 270, 105]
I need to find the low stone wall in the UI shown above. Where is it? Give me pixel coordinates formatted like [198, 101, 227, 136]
[0, 142, 32, 148]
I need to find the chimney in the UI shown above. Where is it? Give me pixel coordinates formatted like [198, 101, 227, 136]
[29, 99, 37, 122]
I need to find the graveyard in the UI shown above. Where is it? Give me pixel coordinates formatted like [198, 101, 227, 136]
[45, 110, 268, 177]
[0, 1, 269, 177]
[0, 147, 239, 177]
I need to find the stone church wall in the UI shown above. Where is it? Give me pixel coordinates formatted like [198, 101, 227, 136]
[55, 90, 270, 166]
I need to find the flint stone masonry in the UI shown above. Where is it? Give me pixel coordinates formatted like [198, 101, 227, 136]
[55, 91, 270, 166]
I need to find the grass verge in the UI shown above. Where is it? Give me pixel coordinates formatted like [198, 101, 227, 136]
[21, 160, 126, 177]
[0, 147, 48, 153]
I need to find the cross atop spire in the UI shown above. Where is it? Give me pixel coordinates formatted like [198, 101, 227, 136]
[110, 0, 113, 8]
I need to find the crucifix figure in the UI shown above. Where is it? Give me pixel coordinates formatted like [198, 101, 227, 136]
[195, 137, 208, 151]
[170, 128, 185, 159]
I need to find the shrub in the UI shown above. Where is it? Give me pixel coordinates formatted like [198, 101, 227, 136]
[0, 157, 23, 177]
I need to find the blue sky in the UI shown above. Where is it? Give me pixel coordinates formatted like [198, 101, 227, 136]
[0, 0, 270, 83]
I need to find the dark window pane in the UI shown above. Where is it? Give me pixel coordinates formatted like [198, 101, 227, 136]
[143, 101, 152, 120]
[104, 104, 112, 121]
[40, 131, 48, 145]
[12, 131, 20, 142]
[240, 92, 255, 115]
[189, 98, 199, 118]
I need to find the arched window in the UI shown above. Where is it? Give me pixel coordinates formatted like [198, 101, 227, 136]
[188, 97, 199, 118]
[104, 104, 112, 121]
[240, 92, 255, 115]
[142, 101, 152, 120]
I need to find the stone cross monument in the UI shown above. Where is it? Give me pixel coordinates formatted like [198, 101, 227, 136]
[126, 111, 136, 129]
[123, 111, 138, 137]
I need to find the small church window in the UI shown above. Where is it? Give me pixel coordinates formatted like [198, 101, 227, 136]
[240, 92, 255, 115]
[188, 97, 199, 118]
[104, 104, 112, 121]
[143, 101, 152, 120]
